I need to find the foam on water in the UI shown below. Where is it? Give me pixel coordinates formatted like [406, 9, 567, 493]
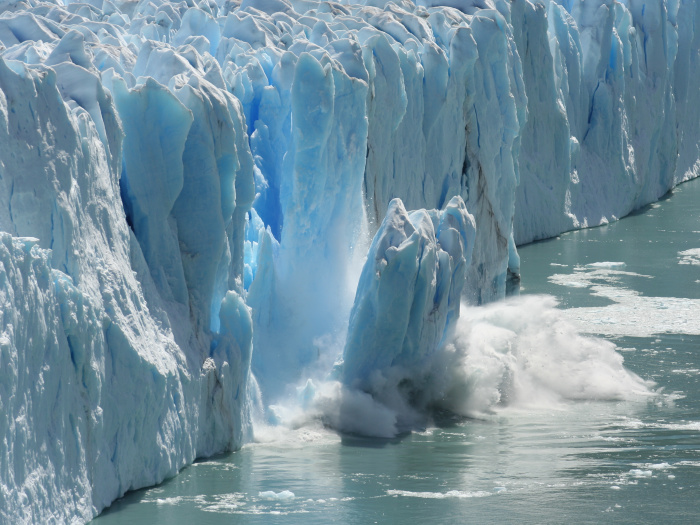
[386, 489, 492, 499]
[550, 267, 700, 337]
[148, 492, 301, 515]
[678, 248, 700, 266]
[249, 418, 342, 446]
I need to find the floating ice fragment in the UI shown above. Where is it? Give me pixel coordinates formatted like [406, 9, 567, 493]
[629, 469, 653, 478]
[586, 261, 626, 269]
[258, 490, 296, 500]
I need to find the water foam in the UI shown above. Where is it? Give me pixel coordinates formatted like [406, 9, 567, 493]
[550, 267, 700, 337]
[678, 248, 700, 266]
[386, 489, 491, 499]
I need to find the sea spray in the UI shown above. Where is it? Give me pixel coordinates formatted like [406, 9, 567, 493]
[253, 197, 651, 438]
[260, 295, 652, 439]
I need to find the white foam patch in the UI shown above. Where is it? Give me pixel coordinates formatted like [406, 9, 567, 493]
[386, 489, 491, 499]
[592, 465, 671, 488]
[620, 420, 700, 432]
[251, 419, 342, 446]
[549, 267, 651, 287]
[201, 494, 248, 514]
[549, 268, 700, 337]
[678, 248, 700, 265]
[191, 461, 239, 472]
[155, 496, 187, 506]
[675, 461, 700, 467]
[265, 381, 399, 438]
[558, 279, 591, 288]
[671, 369, 700, 375]
[152, 495, 219, 508]
[148, 492, 307, 515]
[631, 462, 672, 470]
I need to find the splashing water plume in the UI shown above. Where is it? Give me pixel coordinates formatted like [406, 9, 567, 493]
[258, 294, 652, 439]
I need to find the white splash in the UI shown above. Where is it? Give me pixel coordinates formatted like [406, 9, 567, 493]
[262, 295, 651, 438]
[550, 267, 700, 337]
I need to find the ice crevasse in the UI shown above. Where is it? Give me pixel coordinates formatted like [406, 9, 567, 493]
[0, 0, 698, 521]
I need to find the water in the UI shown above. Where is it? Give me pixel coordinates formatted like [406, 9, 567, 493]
[94, 178, 700, 524]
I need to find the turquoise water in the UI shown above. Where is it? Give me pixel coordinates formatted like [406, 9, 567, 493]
[95, 178, 700, 524]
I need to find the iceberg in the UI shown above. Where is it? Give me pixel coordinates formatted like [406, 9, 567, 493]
[0, 0, 697, 521]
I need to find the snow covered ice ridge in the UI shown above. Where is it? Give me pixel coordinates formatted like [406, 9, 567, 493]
[0, 0, 698, 522]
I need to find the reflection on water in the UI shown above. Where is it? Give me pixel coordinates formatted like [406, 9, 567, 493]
[96, 392, 699, 524]
[95, 179, 700, 524]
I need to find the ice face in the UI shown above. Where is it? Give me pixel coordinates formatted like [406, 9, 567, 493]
[341, 196, 476, 390]
[0, 0, 698, 522]
[513, 0, 700, 243]
[0, 7, 256, 523]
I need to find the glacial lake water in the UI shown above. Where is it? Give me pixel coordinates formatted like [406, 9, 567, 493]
[95, 177, 700, 524]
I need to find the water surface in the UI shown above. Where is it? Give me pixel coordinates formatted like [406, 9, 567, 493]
[95, 178, 700, 524]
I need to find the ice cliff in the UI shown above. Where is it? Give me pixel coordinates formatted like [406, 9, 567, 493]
[0, 0, 698, 521]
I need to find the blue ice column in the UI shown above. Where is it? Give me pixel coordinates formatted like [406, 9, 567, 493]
[341, 196, 475, 391]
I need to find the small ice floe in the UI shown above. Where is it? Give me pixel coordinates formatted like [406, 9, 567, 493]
[629, 469, 653, 478]
[586, 261, 626, 269]
[258, 490, 296, 501]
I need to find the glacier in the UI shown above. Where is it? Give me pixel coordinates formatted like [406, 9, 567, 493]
[0, 0, 698, 521]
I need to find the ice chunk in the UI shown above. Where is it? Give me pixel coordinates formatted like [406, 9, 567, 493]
[258, 490, 295, 500]
[341, 196, 475, 390]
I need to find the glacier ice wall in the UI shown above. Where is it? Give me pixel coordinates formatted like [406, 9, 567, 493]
[0, 11, 256, 523]
[512, 0, 700, 243]
[0, 0, 697, 521]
